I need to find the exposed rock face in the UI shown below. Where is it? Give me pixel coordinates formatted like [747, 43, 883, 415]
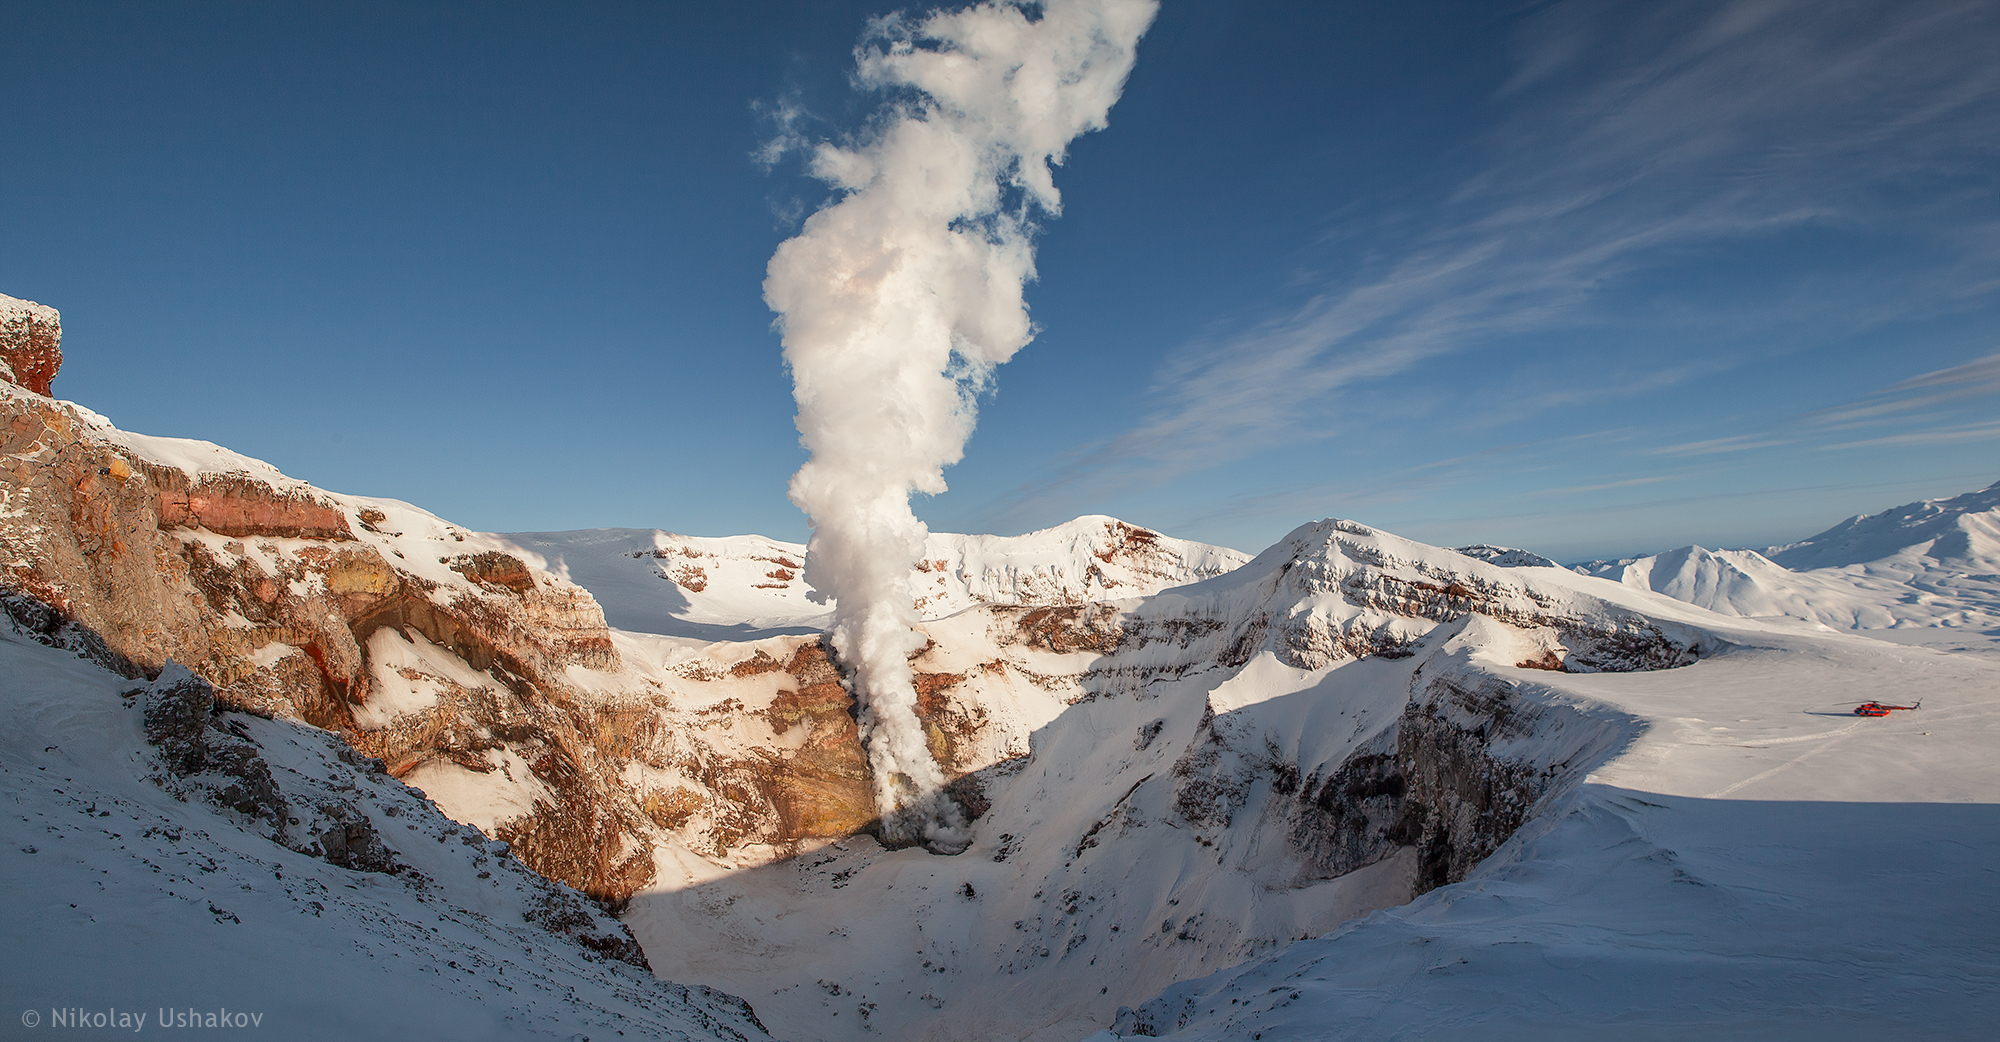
[0, 294, 60, 396]
[1396, 667, 1566, 894]
[575, 636, 999, 865]
[1454, 543, 1559, 569]
[149, 465, 355, 539]
[0, 337, 658, 903]
[122, 650, 653, 966]
[961, 522, 1695, 908]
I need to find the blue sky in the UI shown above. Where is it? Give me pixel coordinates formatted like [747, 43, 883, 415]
[4, 0, 1997, 562]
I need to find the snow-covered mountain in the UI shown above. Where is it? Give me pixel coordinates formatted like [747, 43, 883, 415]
[1767, 480, 2000, 570]
[6, 299, 1998, 1040]
[1569, 481, 2000, 646]
[615, 512, 1999, 1041]
[492, 518, 1248, 641]
[624, 517, 1715, 1041]
[1104, 619, 2000, 1040]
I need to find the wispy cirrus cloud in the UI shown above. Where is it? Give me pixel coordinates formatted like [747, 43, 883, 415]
[990, 0, 2000, 530]
[1651, 433, 1797, 456]
[1820, 418, 2000, 450]
[1806, 350, 2000, 429]
[1540, 474, 1682, 495]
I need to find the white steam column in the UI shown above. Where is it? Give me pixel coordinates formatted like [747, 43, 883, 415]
[765, 0, 1156, 849]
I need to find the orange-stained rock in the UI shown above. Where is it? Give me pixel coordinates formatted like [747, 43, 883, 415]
[0, 375, 653, 904]
[0, 294, 60, 396]
[147, 464, 354, 540]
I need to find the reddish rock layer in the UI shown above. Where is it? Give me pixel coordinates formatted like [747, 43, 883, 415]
[0, 376, 657, 903]
[0, 296, 60, 396]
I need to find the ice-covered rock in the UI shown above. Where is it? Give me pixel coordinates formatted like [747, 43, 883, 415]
[1452, 543, 1559, 569]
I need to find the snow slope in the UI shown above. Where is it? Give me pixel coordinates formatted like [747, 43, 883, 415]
[1568, 480, 2000, 650]
[494, 516, 1248, 641]
[1103, 623, 2000, 1041]
[1768, 480, 2000, 570]
[617, 515, 2000, 1042]
[0, 606, 772, 1042]
[13, 362, 1997, 1040]
[617, 519, 1808, 1042]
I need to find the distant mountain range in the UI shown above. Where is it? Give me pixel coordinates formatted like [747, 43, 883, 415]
[1557, 481, 2000, 642]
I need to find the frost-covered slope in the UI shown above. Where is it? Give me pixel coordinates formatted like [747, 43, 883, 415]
[1569, 480, 2000, 645]
[0, 602, 772, 1042]
[621, 519, 1736, 1042]
[1103, 624, 2000, 1041]
[626, 515, 2000, 1041]
[494, 516, 1248, 641]
[1768, 479, 2000, 571]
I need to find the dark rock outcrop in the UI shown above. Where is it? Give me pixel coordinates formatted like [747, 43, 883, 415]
[117, 636, 655, 967]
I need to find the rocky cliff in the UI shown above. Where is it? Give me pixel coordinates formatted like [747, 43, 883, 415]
[0, 324, 655, 902]
[624, 517, 1705, 1042]
[0, 300, 1243, 905]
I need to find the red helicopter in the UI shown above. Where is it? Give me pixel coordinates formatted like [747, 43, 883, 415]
[1852, 700, 1921, 717]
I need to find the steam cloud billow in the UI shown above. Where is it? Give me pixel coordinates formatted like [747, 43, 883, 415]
[765, 0, 1156, 849]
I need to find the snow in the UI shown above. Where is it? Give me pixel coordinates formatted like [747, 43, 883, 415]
[493, 516, 1249, 642]
[1087, 510, 2000, 1039]
[403, 748, 556, 836]
[1109, 636, 2000, 1040]
[614, 506, 2000, 1042]
[0, 617, 773, 1041]
[1114, 789, 1999, 1040]
[247, 641, 299, 670]
[1569, 480, 2000, 650]
[356, 626, 501, 730]
[494, 528, 827, 641]
[1767, 480, 2000, 570]
[1454, 543, 1559, 568]
[0, 292, 58, 325]
[12, 378, 2000, 1040]
[615, 521, 1660, 1040]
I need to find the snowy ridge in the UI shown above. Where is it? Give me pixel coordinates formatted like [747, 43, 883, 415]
[1768, 479, 2000, 570]
[0, 380, 306, 488]
[1134, 517, 1713, 675]
[1452, 543, 1559, 569]
[3, 379, 610, 613]
[623, 517, 1729, 1042]
[0, 604, 773, 1041]
[1100, 621, 2000, 1041]
[0, 292, 57, 325]
[494, 516, 1249, 641]
[1567, 479, 2000, 644]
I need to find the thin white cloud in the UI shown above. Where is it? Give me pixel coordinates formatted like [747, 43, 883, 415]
[1805, 349, 2000, 428]
[750, 91, 810, 170]
[1652, 434, 1796, 456]
[988, 0, 2000, 527]
[1820, 419, 2000, 450]
[1540, 475, 1681, 495]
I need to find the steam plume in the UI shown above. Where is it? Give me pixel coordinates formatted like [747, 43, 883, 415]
[765, 0, 1156, 849]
